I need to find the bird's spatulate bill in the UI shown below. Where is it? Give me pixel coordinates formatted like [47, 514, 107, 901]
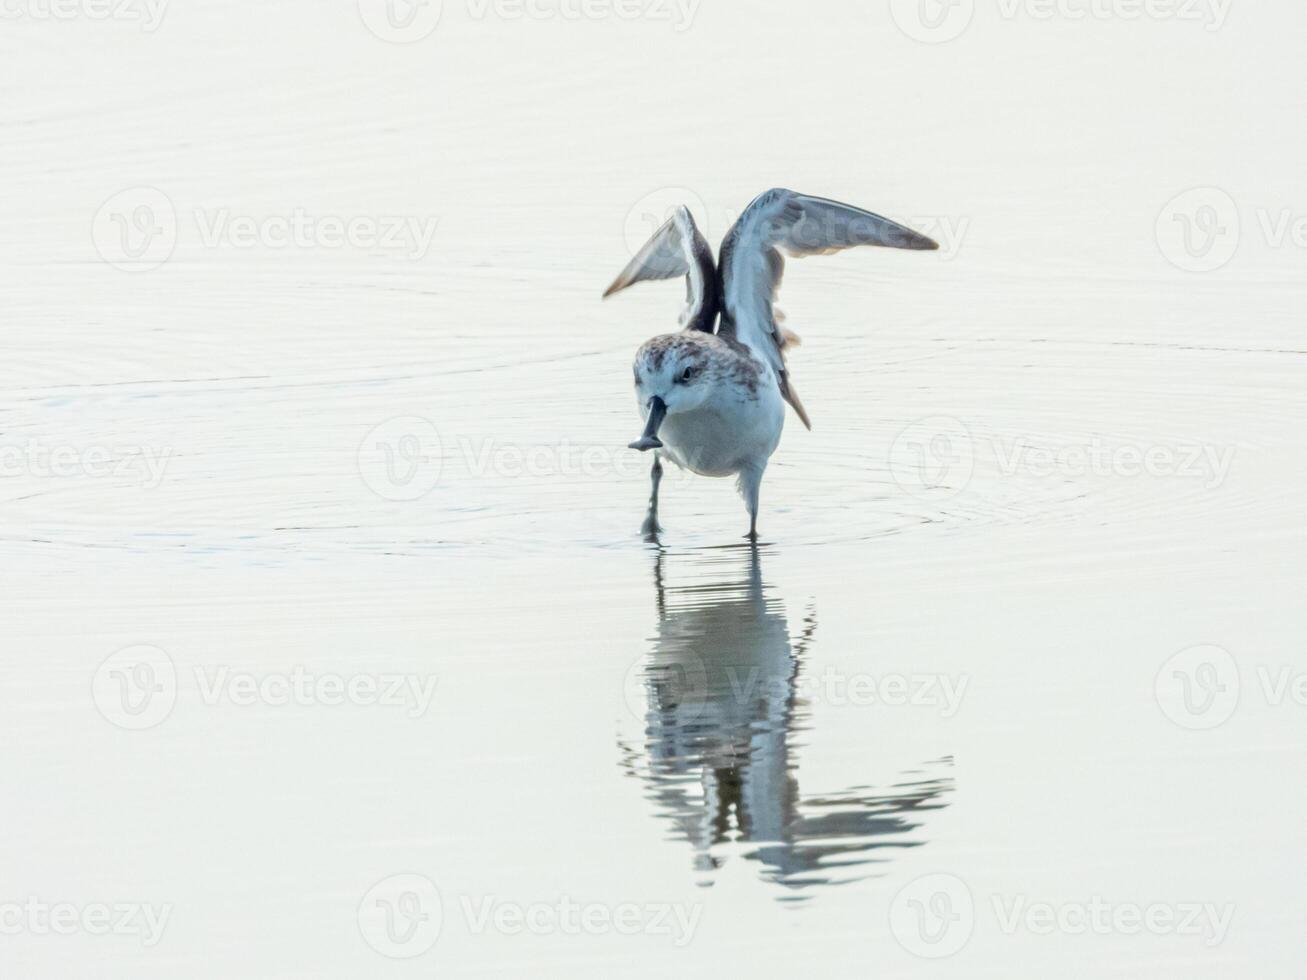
[629, 396, 667, 452]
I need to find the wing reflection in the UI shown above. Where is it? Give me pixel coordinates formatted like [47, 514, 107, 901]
[621, 544, 953, 900]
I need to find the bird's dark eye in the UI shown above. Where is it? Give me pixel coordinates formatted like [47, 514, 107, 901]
[677, 366, 697, 384]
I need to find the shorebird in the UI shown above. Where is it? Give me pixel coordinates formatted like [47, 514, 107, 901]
[603, 187, 938, 538]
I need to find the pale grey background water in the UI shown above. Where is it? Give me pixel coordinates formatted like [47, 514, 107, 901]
[2, 1, 1306, 976]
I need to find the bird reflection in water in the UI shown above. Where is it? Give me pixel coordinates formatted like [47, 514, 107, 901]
[620, 544, 953, 901]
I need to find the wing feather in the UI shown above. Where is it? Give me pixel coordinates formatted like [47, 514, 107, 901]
[602, 206, 719, 333]
[718, 188, 938, 429]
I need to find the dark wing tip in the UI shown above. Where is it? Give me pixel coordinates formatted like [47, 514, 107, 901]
[899, 229, 940, 251]
[601, 273, 629, 299]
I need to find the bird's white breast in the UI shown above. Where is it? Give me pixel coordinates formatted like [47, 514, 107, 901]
[658, 372, 785, 478]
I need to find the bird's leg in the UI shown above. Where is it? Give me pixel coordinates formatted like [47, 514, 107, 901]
[641, 453, 663, 539]
[739, 464, 764, 541]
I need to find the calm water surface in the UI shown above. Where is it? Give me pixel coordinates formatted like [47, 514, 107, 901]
[3, 4, 1306, 977]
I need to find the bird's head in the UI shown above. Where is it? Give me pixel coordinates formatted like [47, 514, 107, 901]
[628, 336, 714, 451]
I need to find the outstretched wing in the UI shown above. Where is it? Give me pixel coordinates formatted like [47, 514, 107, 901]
[603, 206, 719, 334]
[718, 188, 938, 429]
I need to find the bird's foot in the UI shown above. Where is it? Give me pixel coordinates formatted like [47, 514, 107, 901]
[641, 513, 662, 541]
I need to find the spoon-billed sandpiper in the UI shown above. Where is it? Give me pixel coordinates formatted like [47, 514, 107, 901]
[604, 188, 937, 538]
